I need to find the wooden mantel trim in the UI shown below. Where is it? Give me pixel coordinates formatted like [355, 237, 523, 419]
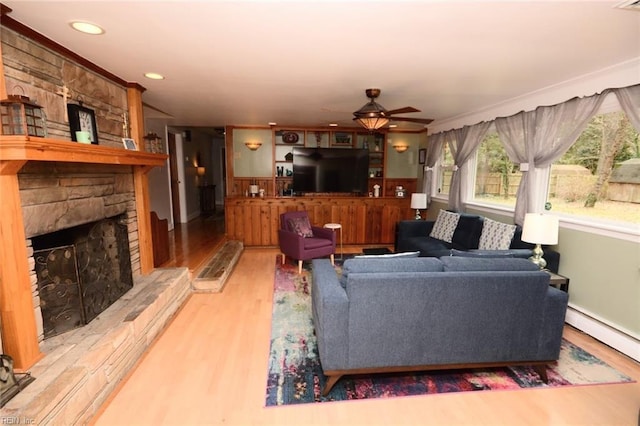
[0, 136, 166, 169]
[0, 136, 167, 369]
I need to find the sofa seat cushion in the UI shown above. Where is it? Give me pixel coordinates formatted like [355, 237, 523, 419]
[440, 256, 541, 272]
[340, 257, 444, 288]
[478, 218, 517, 250]
[429, 210, 460, 243]
[303, 236, 333, 249]
[402, 236, 451, 255]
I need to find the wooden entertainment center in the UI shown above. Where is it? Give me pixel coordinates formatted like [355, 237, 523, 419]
[225, 126, 424, 246]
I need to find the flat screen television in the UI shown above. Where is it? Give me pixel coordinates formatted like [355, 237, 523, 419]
[292, 147, 369, 195]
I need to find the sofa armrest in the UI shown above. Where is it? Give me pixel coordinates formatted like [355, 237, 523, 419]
[311, 225, 336, 243]
[538, 287, 569, 359]
[395, 220, 434, 252]
[311, 259, 349, 371]
[278, 228, 304, 257]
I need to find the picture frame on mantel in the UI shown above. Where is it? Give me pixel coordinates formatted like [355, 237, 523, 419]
[67, 103, 99, 145]
[122, 138, 138, 150]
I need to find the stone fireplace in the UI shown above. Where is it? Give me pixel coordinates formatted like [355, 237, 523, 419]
[20, 161, 140, 343]
[0, 138, 191, 423]
[33, 214, 134, 339]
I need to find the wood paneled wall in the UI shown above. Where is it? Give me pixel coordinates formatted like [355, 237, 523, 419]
[225, 196, 414, 246]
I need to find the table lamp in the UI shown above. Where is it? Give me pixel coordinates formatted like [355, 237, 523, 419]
[410, 193, 427, 220]
[521, 213, 559, 270]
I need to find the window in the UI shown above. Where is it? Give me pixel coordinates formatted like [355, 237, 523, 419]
[549, 109, 639, 226]
[472, 126, 518, 208]
[437, 142, 454, 195]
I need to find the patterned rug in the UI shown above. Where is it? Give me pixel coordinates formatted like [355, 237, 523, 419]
[265, 256, 634, 405]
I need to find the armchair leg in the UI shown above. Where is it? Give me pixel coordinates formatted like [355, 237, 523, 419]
[281, 253, 285, 265]
[298, 260, 303, 274]
[330, 253, 334, 266]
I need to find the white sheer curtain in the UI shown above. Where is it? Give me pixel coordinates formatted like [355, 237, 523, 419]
[422, 132, 445, 206]
[446, 122, 491, 212]
[495, 93, 605, 224]
[614, 84, 640, 132]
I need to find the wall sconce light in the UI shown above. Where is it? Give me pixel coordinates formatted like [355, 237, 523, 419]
[197, 166, 206, 177]
[393, 143, 409, 153]
[245, 141, 262, 151]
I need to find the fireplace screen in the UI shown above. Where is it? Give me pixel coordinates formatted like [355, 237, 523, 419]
[33, 215, 133, 338]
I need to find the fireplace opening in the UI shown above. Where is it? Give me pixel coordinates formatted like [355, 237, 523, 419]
[32, 214, 134, 339]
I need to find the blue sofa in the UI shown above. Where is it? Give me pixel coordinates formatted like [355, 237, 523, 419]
[311, 256, 568, 395]
[395, 212, 560, 273]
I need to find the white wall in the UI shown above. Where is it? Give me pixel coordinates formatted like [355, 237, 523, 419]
[146, 119, 174, 230]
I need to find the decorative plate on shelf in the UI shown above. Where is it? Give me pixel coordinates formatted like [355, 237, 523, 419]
[282, 132, 299, 144]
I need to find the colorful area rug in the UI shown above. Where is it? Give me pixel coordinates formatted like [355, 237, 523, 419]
[265, 256, 634, 405]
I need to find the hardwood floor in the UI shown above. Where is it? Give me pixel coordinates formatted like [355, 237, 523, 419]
[92, 217, 640, 425]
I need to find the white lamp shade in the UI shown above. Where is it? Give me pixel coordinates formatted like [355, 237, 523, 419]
[521, 213, 559, 245]
[410, 193, 427, 209]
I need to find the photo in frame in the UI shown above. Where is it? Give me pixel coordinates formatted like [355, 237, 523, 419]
[419, 148, 426, 165]
[67, 103, 99, 144]
[122, 138, 138, 150]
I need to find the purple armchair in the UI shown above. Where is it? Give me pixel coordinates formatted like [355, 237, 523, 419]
[278, 211, 336, 273]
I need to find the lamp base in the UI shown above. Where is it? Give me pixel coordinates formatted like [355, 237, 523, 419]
[414, 209, 422, 220]
[528, 244, 547, 270]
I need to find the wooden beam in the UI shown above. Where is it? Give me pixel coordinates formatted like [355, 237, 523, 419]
[0, 173, 43, 369]
[127, 84, 146, 151]
[134, 165, 154, 274]
[126, 84, 154, 274]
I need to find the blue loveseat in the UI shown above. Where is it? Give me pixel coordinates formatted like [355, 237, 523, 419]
[311, 256, 568, 395]
[395, 211, 560, 273]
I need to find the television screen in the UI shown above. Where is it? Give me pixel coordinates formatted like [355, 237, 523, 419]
[292, 148, 369, 195]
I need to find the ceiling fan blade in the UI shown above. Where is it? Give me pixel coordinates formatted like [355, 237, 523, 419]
[386, 106, 421, 115]
[390, 117, 434, 125]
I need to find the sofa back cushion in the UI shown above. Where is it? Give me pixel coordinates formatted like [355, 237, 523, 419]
[340, 257, 444, 288]
[451, 213, 484, 249]
[449, 249, 515, 258]
[440, 256, 540, 272]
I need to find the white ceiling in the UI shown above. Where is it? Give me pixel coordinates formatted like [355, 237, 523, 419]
[3, 1, 640, 131]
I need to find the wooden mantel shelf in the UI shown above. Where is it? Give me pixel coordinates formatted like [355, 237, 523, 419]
[0, 136, 167, 173]
[0, 135, 167, 371]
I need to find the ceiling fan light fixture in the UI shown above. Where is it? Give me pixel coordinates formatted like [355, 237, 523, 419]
[354, 116, 389, 131]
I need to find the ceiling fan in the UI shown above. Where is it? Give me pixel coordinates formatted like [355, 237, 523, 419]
[353, 88, 433, 131]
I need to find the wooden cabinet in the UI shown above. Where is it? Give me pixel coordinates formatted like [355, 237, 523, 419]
[224, 196, 413, 246]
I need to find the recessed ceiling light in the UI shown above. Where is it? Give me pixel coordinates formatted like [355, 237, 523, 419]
[329, 123, 338, 127]
[388, 124, 398, 128]
[144, 72, 165, 80]
[69, 21, 105, 35]
[268, 122, 277, 126]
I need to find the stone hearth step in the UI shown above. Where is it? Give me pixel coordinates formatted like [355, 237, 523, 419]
[3, 267, 191, 425]
[192, 240, 244, 292]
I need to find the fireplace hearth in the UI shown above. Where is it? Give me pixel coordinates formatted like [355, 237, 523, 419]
[33, 214, 133, 339]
